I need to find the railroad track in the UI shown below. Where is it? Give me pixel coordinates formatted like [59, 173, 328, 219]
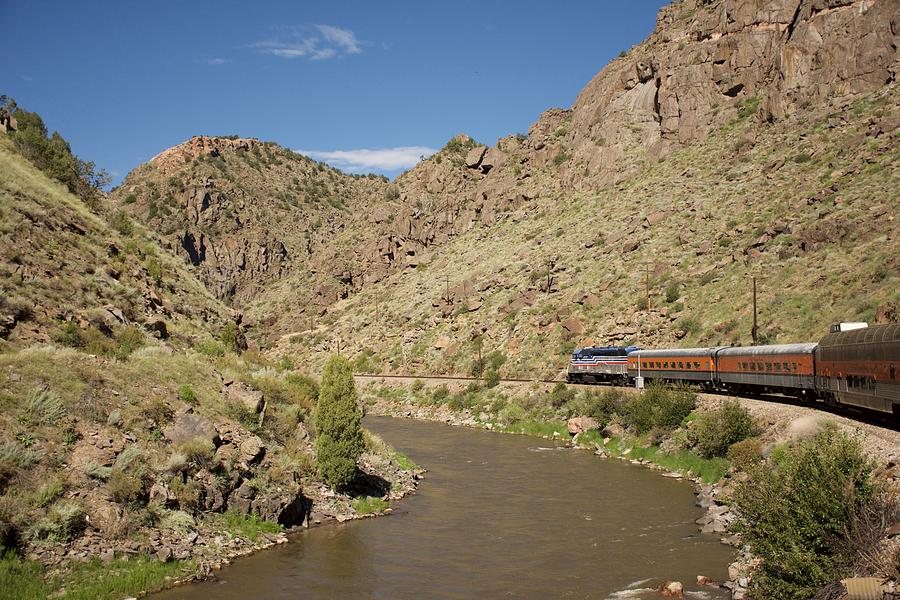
[355, 373, 900, 430]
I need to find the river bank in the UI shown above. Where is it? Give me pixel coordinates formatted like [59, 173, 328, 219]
[152, 415, 735, 600]
[358, 377, 900, 599]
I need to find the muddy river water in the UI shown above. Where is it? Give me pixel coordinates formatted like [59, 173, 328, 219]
[155, 416, 734, 599]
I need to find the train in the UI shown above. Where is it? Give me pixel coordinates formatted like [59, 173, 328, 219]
[566, 322, 900, 415]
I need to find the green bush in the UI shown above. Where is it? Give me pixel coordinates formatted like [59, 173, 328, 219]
[727, 437, 763, 472]
[547, 382, 576, 409]
[108, 470, 144, 506]
[220, 322, 241, 353]
[410, 379, 424, 394]
[430, 384, 450, 405]
[194, 338, 226, 357]
[622, 391, 655, 434]
[733, 428, 873, 599]
[644, 383, 696, 431]
[497, 403, 526, 426]
[575, 389, 623, 425]
[484, 368, 501, 388]
[692, 399, 755, 458]
[665, 282, 680, 303]
[284, 373, 319, 407]
[28, 501, 85, 542]
[314, 355, 364, 490]
[178, 384, 197, 405]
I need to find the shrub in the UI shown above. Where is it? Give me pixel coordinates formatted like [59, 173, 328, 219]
[410, 379, 424, 394]
[109, 211, 134, 236]
[108, 470, 144, 506]
[644, 383, 696, 431]
[678, 315, 701, 337]
[733, 428, 873, 599]
[314, 355, 364, 490]
[430, 385, 450, 405]
[547, 382, 576, 409]
[169, 478, 203, 513]
[178, 384, 197, 405]
[23, 388, 66, 426]
[575, 389, 623, 425]
[665, 282, 680, 303]
[28, 502, 85, 542]
[194, 338, 226, 357]
[727, 437, 763, 472]
[622, 391, 654, 434]
[497, 403, 526, 427]
[159, 510, 195, 533]
[0, 442, 40, 482]
[284, 373, 319, 407]
[33, 480, 64, 508]
[484, 369, 501, 388]
[219, 322, 241, 353]
[692, 399, 756, 458]
[178, 438, 216, 471]
[83, 460, 112, 481]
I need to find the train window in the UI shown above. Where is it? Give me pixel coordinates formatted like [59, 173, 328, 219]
[791, 362, 797, 370]
[663, 362, 669, 368]
[741, 362, 747, 369]
[694, 362, 700, 369]
[766, 363, 772, 372]
[749, 363, 755, 371]
[783, 362, 790, 371]
[775, 363, 782, 372]
[677, 362, 683, 369]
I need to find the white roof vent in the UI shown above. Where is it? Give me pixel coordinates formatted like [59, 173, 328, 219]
[829, 322, 869, 333]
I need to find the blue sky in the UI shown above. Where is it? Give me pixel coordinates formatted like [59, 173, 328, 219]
[2, 1, 668, 184]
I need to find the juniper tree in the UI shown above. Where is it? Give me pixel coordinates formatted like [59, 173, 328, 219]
[314, 355, 364, 489]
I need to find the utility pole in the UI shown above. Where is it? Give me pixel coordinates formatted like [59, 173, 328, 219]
[751, 276, 758, 344]
[445, 274, 450, 303]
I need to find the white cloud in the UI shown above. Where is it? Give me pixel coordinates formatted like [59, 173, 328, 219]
[250, 25, 362, 60]
[316, 25, 361, 55]
[207, 58, 230, 65]
[298, 146, 437, 172]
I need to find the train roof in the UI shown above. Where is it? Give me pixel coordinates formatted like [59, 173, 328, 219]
[818, 323, 900, 348]
[717, 343, 818, 356]
[628, 347, 720, 358]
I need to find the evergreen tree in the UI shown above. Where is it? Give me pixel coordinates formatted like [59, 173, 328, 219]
[314, 355, 364, 489]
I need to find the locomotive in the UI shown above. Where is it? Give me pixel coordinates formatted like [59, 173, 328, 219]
[567, 323, 899, 415]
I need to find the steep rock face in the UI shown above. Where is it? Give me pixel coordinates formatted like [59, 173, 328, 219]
[114, 136, 390, 308]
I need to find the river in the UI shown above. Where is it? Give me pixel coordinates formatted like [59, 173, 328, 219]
[155, 416, 734, 599]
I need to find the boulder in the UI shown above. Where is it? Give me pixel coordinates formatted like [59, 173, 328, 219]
[163, 412, 220, 447]
[251, 486, 312, 527]
[567, 416, 599, 436]
[226, 383, 264, 414]
[602, 423, 625, 438]
[227, 480, 256, 515]
[659, 581, 683, 598]
[479, 148, 506, 174]
[465, 145, 487, 169]
[239, 435, 265, 465]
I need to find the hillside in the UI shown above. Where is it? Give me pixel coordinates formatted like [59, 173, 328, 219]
[261, 0, 899, 375]
[111, 0, 899, 380]
[0, 130, 416, 596]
